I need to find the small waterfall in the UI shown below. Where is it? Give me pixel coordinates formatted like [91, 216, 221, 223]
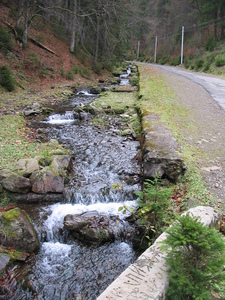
[10, 86, 141, 300]
[120, 67, 131, 85]
[42, 111, 77, 125]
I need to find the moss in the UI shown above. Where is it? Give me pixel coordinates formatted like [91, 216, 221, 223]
[3, 208, 19, 223]
[0, 247, 24, 261]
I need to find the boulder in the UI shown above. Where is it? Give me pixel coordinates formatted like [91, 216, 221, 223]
[23, 102, 42, 116]
[0, 208, 40, 253]
[0, 169, 15, 182]
[30, 168, 64, 194]
[14, 158, 39, 177]
[90, 87, 101, 94]
[50, 155, 73, 176]
[2, 173, 31, 193]
[64, 211, 130, 243]
[0, 254, 10, 272]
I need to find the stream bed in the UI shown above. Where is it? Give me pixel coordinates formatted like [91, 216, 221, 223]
[7, 85, 141, 299]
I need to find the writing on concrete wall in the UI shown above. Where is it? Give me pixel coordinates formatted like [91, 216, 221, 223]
[104, 246, 167, 300]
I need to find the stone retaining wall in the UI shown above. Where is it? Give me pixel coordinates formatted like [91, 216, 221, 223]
[97, 206, 221, 300]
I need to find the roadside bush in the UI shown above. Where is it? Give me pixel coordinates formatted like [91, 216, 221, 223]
[205, 35, 216, 52]
[171, 56, 180, 66]
[215, 55, 225, 67]
[160, 56, 169, 65]
[0, 26, 13, 52]
[0, 65, 16, 91]
[202, 61, 211, 72]
[163, 214, 225, 300]
[194, 58, 204, 71]
[134, 178, 174, 244]
[184, 57, 191, 69]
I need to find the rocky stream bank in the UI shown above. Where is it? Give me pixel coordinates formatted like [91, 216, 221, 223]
[0, 62, 209, 299]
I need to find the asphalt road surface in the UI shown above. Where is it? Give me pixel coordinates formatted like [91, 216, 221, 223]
[152, 64, 225, 111]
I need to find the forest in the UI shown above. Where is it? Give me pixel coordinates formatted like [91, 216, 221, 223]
[1, 0, 225, 64]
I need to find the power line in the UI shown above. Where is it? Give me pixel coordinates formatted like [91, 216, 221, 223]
[156, 16, 225, 39]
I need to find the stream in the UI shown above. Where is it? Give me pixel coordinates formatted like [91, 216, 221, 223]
[7, 76, 142, 299]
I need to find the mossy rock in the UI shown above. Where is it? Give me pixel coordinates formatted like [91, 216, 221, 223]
[0, 208, 40, 253]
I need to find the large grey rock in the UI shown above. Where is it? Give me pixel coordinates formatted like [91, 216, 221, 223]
[14, 158, 39, 177]
[50, 155, 73, 176]
[30, 168, 64, 194]
[143, 114, 186, 182]
[97, 206, 221, 300]
[23, 102, 42, 116]
[2, 173, 31, 193]
[64, 211, 130, 243]
[0, 169, 15, 182]
[0, 208, 40, 253]
[0, 255, 10, 272]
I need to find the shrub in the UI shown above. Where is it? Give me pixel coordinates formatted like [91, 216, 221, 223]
[80, 67, 92, 78]
[15, 26, 23, 42]
[184, 59, 190, 69]
[163, 214, 225, 300]
[92, 62, 102, 74]
[194, 58, 204, 70]
[0, 65, 16, 91]
[171, 56, 180, 66]
[73, 65, 80, 74]
[202, 61, 211, 72]
[160, 56, 169, 65]
[205, 35, 216, 52]
[35, 34, 45, 44]
[215, 55, 225, 67]
[60, 68, 65, 77]
[135, 178, 174, 242]
[66, 70, 74, 80]
[0, 26, 13, 52]
[130, 76, 139, 86]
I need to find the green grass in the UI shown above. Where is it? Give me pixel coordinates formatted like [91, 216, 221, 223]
[138, 63, 216, 206]
[0, 115, 70, 170]
[0, 115, 37, 170]
[93, 91, 141, 137]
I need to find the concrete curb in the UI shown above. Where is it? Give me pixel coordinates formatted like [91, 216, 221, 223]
[97, 206, 221, 300]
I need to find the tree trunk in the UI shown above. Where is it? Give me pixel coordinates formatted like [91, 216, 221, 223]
[16, 0, 24, 27]
[22, 0, 29, 50]
[70, 0, 77, 53]
[95, 15, 100, 62]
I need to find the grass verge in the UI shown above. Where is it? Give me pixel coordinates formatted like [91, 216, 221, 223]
[138, 63, 216, 207]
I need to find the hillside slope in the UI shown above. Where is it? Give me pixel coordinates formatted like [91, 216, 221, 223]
[0, 3, 103, 92]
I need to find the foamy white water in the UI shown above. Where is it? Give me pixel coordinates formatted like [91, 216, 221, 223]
[44, 201, 137, 241]
[43, 111, 75, 124]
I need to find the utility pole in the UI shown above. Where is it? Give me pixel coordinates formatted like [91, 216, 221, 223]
[137, 41, 140, 59]
[181, 26, 184, 64]
[154, 36, 158, 63]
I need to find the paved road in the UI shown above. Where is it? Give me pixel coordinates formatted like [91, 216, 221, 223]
[151, 64, 225, 111]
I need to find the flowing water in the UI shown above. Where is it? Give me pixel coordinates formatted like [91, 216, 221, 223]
[6, 75, 141, 299]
